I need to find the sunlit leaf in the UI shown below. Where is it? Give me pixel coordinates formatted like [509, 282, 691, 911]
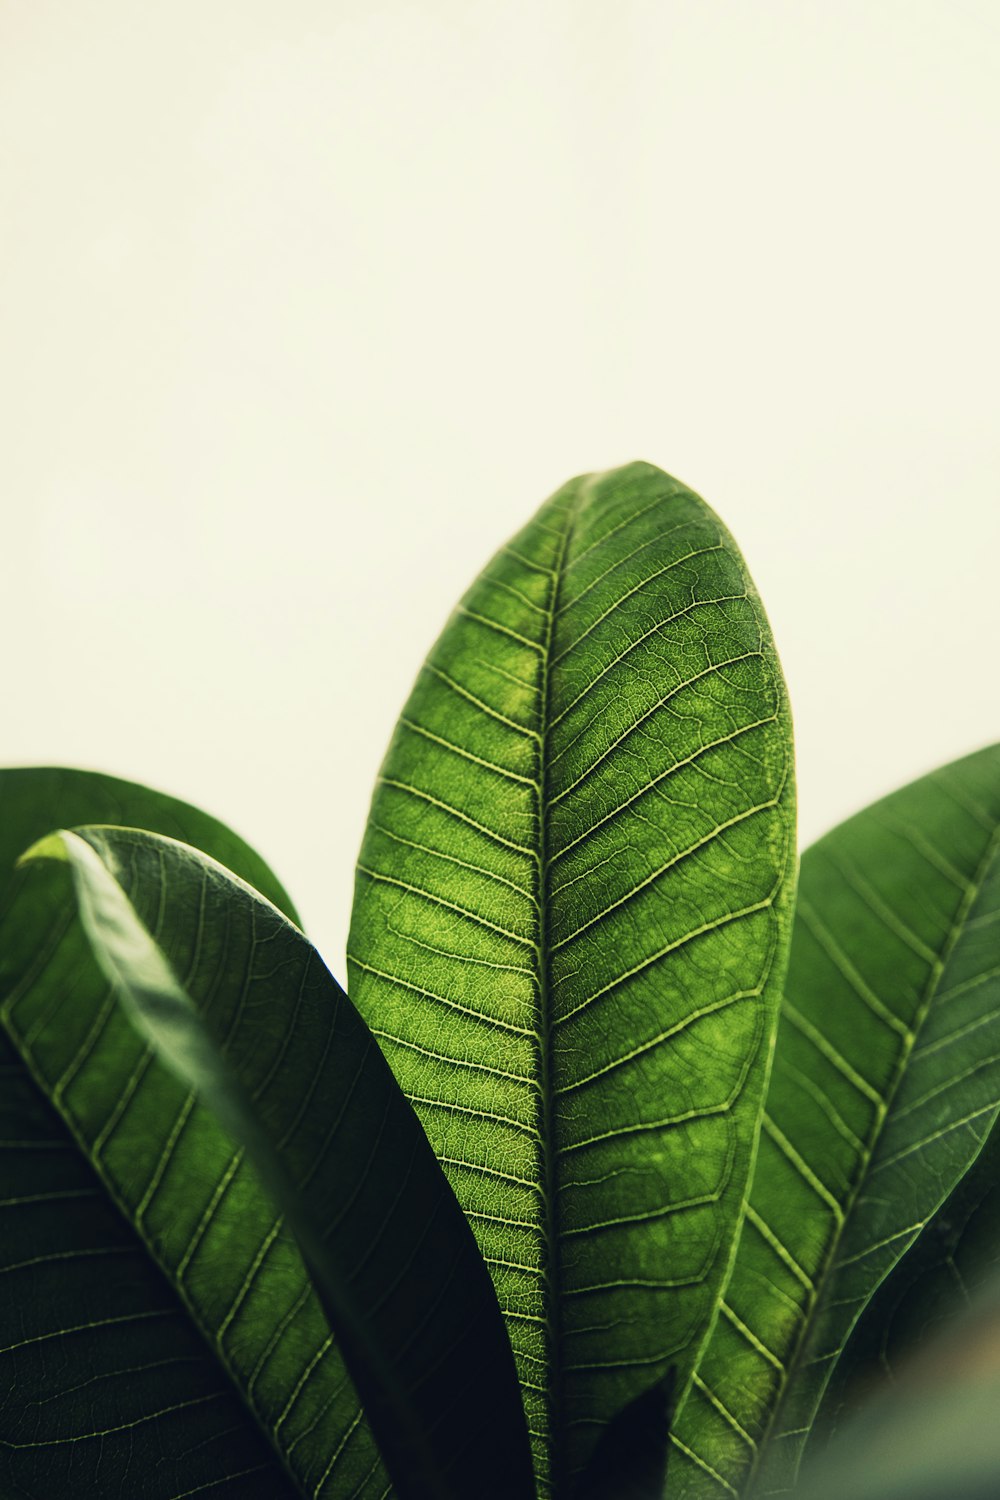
[348, 461, 796, 1494]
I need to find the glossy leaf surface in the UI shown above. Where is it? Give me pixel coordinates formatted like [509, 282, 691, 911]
[0, 767, 301, 923]
[671, 744, 1000, 1496]
[348, 462, 796, 1494]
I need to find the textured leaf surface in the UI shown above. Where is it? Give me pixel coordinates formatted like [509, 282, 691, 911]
[0, 769, 301, 1498]
[671, 744, 1000, 1497]
[347, 462, 796, 1494]
[0, 771, 533, 1499]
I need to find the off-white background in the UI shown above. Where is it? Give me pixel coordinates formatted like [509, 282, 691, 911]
[2, 1, 998, 980]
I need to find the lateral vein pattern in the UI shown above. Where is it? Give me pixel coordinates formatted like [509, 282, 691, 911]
[349, 462, 795, 1494]
[670, 745, 1000, 1498]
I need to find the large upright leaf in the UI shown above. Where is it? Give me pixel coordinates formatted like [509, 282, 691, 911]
[671, 744, 1000, 1497]
[347, 462, 796, 1494]
[0, 772, 534, 1499]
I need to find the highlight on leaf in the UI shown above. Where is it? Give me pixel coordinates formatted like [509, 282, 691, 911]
[348, 462, 796, 1494]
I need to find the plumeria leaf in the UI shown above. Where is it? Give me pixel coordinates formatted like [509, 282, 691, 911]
[672, 744, 1000, 1497]
[348, 462, 796, 1494]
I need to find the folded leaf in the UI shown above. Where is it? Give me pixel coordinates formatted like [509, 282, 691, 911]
[0, 768, 304, 1498]
[671, 744, 1000, 1497]
[347, 462, 796, 1494]
[1, 775, 534, 1499]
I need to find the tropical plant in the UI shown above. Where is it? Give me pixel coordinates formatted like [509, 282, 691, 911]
[1, 462, 997, 1500]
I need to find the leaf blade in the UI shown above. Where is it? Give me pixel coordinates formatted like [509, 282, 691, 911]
[0, 767, 303, 1500]
[0, 765, 300, 920]
[0, 773, 534, 1500]
[816, 1080, 1000, 1445]
[46, 825, 533, 1499]
[348, 462, 796, 1493]
[672, 743, 1000, 1496]
[795, 1259, 1000, 1500]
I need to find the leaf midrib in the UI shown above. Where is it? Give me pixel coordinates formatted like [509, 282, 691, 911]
[747, 808, 1000, 1496]
[536, 490, 582, 1497]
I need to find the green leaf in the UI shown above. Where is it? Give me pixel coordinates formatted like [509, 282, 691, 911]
[0, 774, 534, 1499]
[0, 766, 301, 920]
[670, 744, 1000, 1497]
[0, 767, 303, 1498]
[347, 462, 796, 1495]
[27, 826, 533, 1499]
[817, 1110, 1000, 1441]
[794, 1261, 1000, 1500]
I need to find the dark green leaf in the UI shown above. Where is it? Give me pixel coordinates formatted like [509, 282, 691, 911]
[347, 462, 796, 1494]
[575, 1370, 676, 1500]
[0, 766, 300, 920]
[794, 1263, 1000, 1500]
[0, 768, 304, 1498]
[0, 772, 534, 1499]
[817, 1112, 1000, 1443]
[671, 744, 1000, 1496]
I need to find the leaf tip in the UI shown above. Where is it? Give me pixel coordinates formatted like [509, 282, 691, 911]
[17, 831, 70, 868]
